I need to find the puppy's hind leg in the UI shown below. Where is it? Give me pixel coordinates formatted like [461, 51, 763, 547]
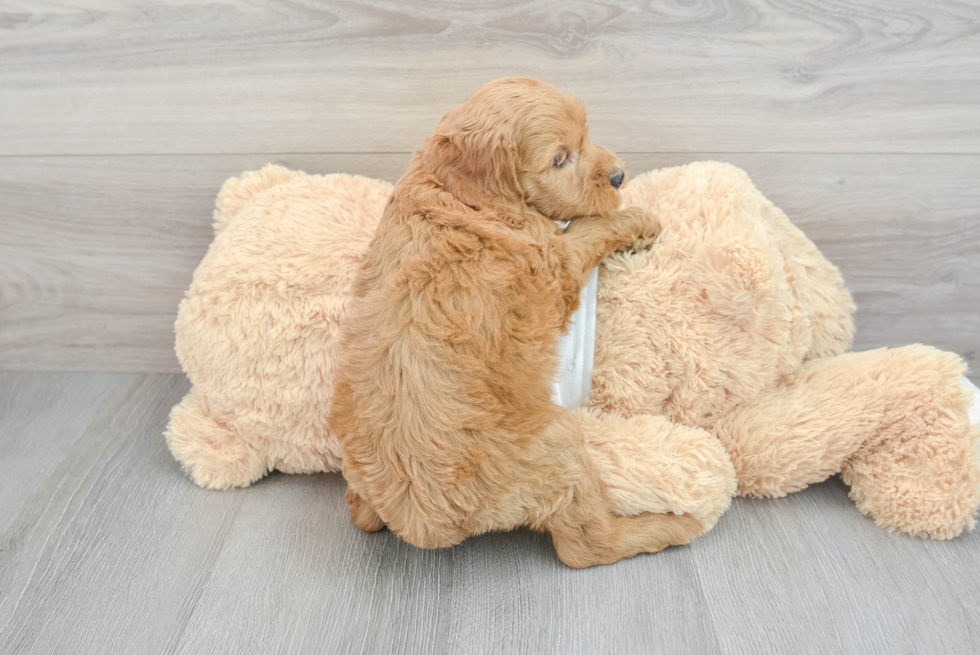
[346, 486, 385, 533]
[548, 493, 704, 569]
[539, 411, 705, 568]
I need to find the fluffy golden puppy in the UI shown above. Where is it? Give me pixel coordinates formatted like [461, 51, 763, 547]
[331, 77, 704, 568]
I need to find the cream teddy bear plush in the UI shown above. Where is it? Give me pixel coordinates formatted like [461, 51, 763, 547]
[166, 162, 979, 540]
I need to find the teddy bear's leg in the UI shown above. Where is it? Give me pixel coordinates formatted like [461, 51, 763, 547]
[164, 388, 271, 490]
[712, 354, 877, 498]
[713, 346, 979, 539]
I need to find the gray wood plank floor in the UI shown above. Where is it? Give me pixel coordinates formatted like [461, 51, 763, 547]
[1, 372, 979, 655]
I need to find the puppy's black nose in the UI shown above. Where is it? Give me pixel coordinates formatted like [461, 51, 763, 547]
[609, 168, 625, 189]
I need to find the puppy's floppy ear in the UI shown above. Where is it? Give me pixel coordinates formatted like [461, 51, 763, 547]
[421, 125, 526, 228]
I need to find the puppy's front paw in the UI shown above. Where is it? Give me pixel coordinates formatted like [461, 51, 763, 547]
[626, 234, 658, 254]
[615, 207, 660, 253]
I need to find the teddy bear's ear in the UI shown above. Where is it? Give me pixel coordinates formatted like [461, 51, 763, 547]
[213, 165, 302, 235]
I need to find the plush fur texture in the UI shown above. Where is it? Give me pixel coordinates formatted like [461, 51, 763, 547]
[166, 138, 978, 551]
[168, 170, 390, 488]
[595, 162, 979, 539]
[593, 162, 856, 424]
[716, 346, 979, 539]
[166, 164, 736, 536]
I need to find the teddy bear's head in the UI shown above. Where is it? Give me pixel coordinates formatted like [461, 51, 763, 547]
[589, 161, 855, 429]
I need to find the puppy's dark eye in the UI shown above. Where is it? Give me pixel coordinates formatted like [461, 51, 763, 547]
[553, 150, 569, 169]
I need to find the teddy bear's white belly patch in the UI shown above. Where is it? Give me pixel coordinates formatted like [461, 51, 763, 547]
[965, 377, 980, 426]
[963, 377, 980, 477]
[552, 266, 599, 410]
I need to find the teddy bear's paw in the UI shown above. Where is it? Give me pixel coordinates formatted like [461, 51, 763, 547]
[843, 419, 979, 541]
[165, 390, 270, 490]
[577, 408, 737, 533]
[839, 352, 980, 540]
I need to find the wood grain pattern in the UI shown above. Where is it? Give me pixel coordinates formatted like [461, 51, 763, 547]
[0, 153, 407, 372]
[0, 372, 978, 654]
[1, 153, 977, 378]
[1, 1, 979, 155]
[692, 478, 980, 654]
